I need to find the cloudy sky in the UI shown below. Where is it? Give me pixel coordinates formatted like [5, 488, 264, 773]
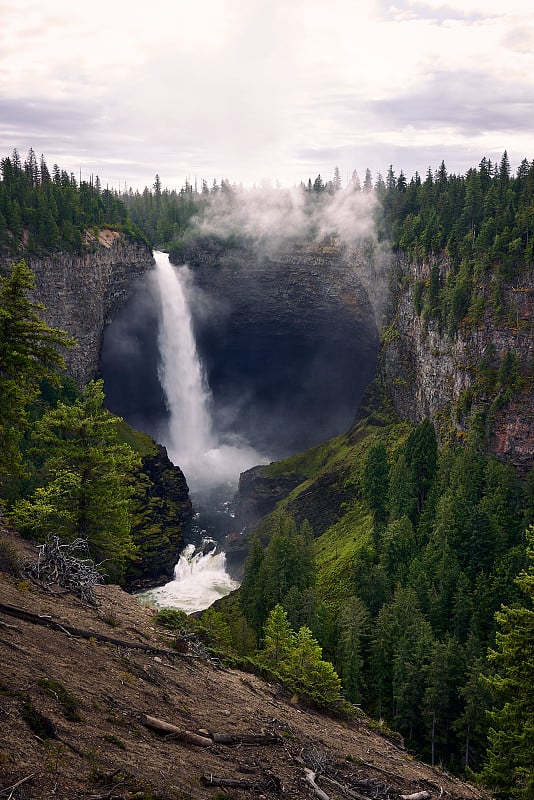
[1, 0, 533, 191]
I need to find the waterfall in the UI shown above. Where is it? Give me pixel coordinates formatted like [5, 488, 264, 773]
[145, 252, 266, 613]
[154, 250, 214, 476]
[153, 250, 266, 491]
[141, 543, 239, 614]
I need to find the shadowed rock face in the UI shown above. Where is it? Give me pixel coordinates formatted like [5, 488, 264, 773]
[1, 232, 155, 386]
[102, 239, 382, 460]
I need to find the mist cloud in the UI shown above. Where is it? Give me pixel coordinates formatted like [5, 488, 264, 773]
[193, 183, 379, 251]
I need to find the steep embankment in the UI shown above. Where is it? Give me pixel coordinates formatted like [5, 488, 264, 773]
[1, 234, 192, 584]
[382, 257, 534, 474]
[2, 230, 155, 386]
[0, 527, 487, 800]
[176, 237, 384, 455]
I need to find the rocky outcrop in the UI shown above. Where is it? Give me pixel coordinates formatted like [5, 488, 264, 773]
[127, 443, 193, 588]
[233, 465, 304, 532]
[383, 258, 534, 474]
[5, 231, 154, 385]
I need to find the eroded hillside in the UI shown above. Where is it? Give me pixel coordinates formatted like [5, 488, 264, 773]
[0, 527, 488, 800]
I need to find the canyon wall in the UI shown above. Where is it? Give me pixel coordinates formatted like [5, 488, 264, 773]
[382, 258, 534, 474]
[174, 237, 384, 456]
[3, 230, 154, 385]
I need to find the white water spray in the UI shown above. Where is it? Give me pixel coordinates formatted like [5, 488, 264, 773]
[141, 543, 239, 614]
[153, 250, 265, 490]
[147, 252, 266, 612]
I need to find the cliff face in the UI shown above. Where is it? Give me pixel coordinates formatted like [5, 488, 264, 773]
[175, 237, 385, 456]
[383, 258, 534, 474]
[8, 230, 154, 385]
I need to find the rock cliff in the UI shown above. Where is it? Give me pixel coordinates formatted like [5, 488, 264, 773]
[382, 257, 534, 474]
[3, 230, 154, 385]
[174, 237, 384, 456]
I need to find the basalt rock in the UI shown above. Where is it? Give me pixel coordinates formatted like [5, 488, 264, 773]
[233, 464, 305, 533]
[3, 230, 154, 386]
[127, 443, 193, 588]
[175, 237, 384, 456]
[382, 257, 534, 475]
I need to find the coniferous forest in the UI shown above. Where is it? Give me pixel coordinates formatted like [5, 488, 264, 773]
[0, 148, 533, 798]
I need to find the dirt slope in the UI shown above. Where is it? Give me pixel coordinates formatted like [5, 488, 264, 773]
[0, 530, 490, 800]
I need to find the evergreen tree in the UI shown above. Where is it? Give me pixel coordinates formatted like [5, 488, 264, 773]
[362, 440, 389, 528]
[0, 259, 73, 484]
[480, 526, 534, 798]
[261, 604, 295, 672]
[11, 380, 140, 582]
[337, 595, 369, 703]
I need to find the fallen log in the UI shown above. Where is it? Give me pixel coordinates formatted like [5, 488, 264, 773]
[400, 793, 431, 800]
[141, 715, 212, 747]
[0, 601, 189, 658]
[304, 768, 330, 800]
[211, 732, 280, 745]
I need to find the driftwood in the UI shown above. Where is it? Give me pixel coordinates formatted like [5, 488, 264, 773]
[304, 768, 330, 800]
[0, 601, 188, 658]
[141, 715, 281, 749]
[201, 772, 282, 793]
[27, 536, 104, 604]
[142, 715, 212, 746]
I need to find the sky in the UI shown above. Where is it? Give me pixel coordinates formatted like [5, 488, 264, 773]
[1, 0, 533, 192]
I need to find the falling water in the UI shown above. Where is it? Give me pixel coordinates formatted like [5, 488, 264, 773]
[145, 252, 265, 612]
[153, 250, 265, 490]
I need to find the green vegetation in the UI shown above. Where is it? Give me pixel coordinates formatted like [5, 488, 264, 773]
[216, 415, 533, 784]
[480, 525, 534, 798]
[11, 380, 141, 583]
[0, 148, 147, 255]
[37, 679, 82, 722]
[0, 254, 187, 584]
[0, 259, 74, 482]
[380, 153, 534, 333]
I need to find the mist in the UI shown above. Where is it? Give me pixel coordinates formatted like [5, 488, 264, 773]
[102, 181, 390, 489]
[189, 180, 391, 324]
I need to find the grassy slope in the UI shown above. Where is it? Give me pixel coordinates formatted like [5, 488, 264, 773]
[249, 415, 413, 612]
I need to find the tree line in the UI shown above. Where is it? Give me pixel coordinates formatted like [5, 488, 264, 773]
[378, 152, 534, 332]
[0, 148, 146, 255]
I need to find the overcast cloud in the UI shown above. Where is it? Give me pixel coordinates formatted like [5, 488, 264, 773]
[1, 0, 533, 190]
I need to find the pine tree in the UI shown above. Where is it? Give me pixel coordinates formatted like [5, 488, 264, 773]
[11, 380, 140, 582]
[480, 526, 534, 798]
[0, 259, 73, 483]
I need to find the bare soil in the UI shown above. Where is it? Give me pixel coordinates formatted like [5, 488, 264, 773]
[0, 528, 491, 800]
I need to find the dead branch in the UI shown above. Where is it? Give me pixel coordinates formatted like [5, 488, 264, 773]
[201, 775, 254, 789]
[0, 620, 20, 630]
[0, 773, 35, 797]
[304, 768, 330, 800]
[321, 774, 378, 800]
[200, 772, 282, 793]
[26, 537, 104, 605]
[141, 715, 212, 746]
[400, 793, 431, 800]
[0, 601, 191, 659]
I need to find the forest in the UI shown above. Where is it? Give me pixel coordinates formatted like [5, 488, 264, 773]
[0, 148, 533, 798]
